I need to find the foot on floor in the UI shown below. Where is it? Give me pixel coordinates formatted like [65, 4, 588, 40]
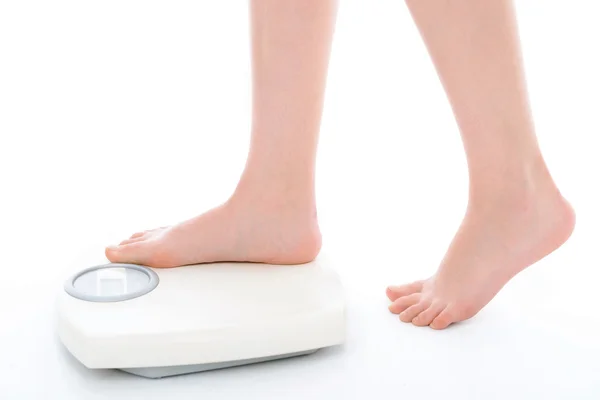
[387, 189, 575, 330]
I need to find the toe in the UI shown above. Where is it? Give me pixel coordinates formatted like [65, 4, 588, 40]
[130, 226, 168, 240]
[388, 293, 421, 314]
[119, 237, 147, 246]
[105, 242, 152, 266]
[412, 302, 445, 327]
[399, 299, 430, 323]
[429, 307, 455, 330]
[386, 280, 424, 301]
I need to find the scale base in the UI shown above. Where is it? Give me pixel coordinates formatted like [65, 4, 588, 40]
[120, 349, 319, 378]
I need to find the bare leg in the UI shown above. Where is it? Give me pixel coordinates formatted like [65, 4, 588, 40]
[387, 0, 575, 329]
[106, 0, 338, 267]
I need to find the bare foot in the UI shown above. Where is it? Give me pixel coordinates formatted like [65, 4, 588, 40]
[387, 188, 575, 330]
[105, 192, 321, 268]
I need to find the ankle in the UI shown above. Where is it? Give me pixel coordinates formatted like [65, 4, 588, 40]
[227, 179, 322, 264]
[232, 168, 316, 213]
[228, 188, 318, 223]
[467, 156, 561, 212]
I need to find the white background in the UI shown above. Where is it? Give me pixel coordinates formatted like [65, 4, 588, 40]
[1, 0, 599, 398]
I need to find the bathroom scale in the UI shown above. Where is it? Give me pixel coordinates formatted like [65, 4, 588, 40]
[56, 256, 346, 378]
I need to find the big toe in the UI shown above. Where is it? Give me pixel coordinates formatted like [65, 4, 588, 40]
[429, 307, 455, 330]
[105, 242, 153, 266]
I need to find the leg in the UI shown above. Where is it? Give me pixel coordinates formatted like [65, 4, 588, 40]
[106, 0, 338, 267]
[387, 0, 575, 329]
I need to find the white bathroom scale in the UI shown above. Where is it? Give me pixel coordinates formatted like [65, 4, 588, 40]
[56, 256, 346, 378]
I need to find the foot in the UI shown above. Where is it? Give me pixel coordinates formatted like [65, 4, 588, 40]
[105, 191, 321, 268]
[387, 187, 575, 330]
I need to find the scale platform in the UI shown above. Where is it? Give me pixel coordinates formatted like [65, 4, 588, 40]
[56, 257, 346, 378]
